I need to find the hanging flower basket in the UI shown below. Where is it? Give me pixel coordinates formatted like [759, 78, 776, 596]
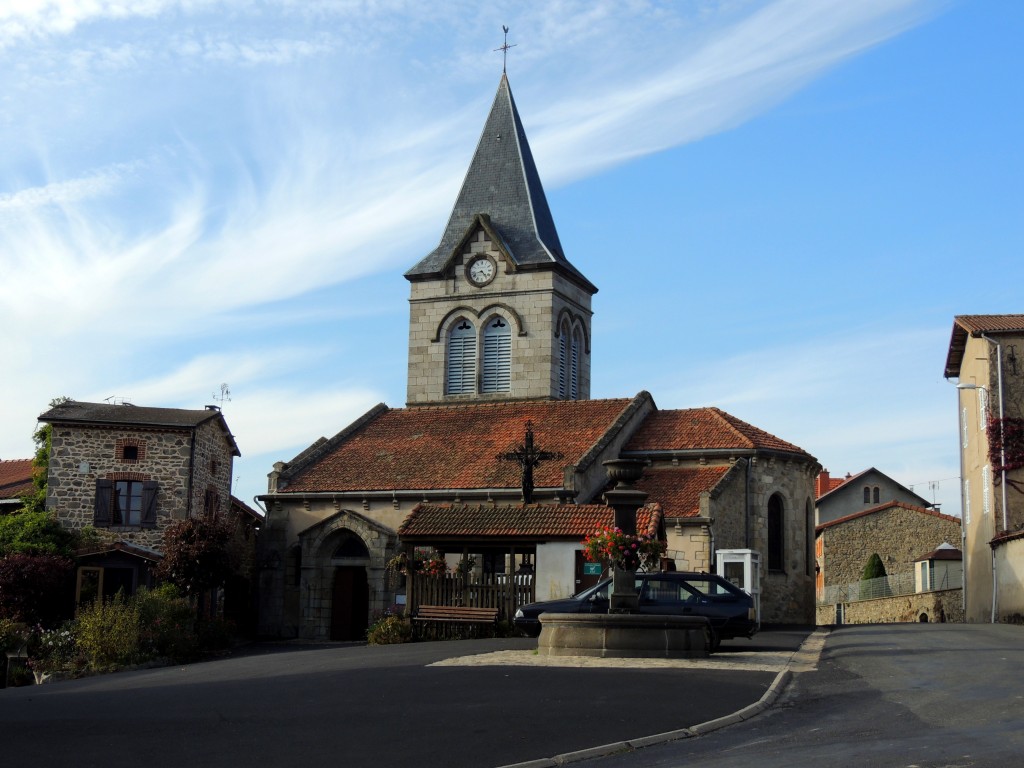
[582, 525, 665, 572]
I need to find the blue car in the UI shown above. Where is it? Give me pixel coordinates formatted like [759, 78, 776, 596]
[513, 571, 758, 649]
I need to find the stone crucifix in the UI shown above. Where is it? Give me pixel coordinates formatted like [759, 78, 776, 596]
[497, 421, 563, 504]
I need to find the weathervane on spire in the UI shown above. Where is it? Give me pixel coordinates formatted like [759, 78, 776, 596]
[494, 25, 516, 73]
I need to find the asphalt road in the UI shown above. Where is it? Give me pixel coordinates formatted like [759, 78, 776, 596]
[0, 632, 802, 768]
[579, 623, 1024, 768]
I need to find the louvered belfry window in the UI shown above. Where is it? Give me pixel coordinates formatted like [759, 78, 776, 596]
[569, 328, 581, 400]
[446, 318, 477, 394]
[557, 324, 568, 399]
[482, 316, 511, 393]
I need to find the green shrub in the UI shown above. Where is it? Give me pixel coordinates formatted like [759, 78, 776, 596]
[0, 511, 76, 557]
[0, 617, 29, 652]
[366, 614, 412, 645]
[134, 585, 200, 661]
[74, 592, 141, 670]
[0, 553, 74, 625]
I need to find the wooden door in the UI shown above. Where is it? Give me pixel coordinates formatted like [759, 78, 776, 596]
[331, 567, 369, 641]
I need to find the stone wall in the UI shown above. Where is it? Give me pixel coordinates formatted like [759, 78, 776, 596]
[816, 588, 964, 625]
[819, 504, 962, 590]
[748, 455, 817, 625]
[46, 420, 234, 551]
[406, 226, 592, 404]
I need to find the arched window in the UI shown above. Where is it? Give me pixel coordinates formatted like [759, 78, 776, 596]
[557, 322, 569, 399]
[481, 316, 511, 393]
[446, 318, 476, 394]
[863, 486, 871, 504]
[569, 327, 582, 400]
[767, 494, 784, 572]
[872, 486, 880, 504]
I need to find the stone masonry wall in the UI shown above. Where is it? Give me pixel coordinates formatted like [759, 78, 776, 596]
[46, 420, 233, 551]
[819, 505, 962, 590]
[815, 588, 964, 625]
[406, 227, 592, 404]
[749, 455, 818, 625]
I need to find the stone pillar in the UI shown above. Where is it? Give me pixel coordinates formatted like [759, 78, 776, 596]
[603, 459, 648, 614]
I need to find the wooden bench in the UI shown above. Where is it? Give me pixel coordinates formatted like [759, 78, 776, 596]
[412, 605, 498, 639]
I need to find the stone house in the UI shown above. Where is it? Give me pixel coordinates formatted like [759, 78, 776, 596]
[38, 400, 240, 604]
[815, 467, 933, 526]
[0, 458, 33, 514]
[257, 74, 819, 641]
[815, 501, 962, 624]
[944, 314, 1024, 623]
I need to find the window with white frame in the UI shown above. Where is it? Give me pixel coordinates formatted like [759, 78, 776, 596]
[961, 407, 969, 449]
[481, 316, 511, 393]
[446, 318, 477, 394]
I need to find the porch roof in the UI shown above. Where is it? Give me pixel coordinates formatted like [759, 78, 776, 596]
[398, 502, 662, 543]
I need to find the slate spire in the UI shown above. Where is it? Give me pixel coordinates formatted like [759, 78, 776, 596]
[406, 75, 591, 290]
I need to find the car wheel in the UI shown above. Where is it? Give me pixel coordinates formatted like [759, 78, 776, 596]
[708, 628, 721, 653]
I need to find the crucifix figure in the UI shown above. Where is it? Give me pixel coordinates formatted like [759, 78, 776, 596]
[497, 421, 563, 504]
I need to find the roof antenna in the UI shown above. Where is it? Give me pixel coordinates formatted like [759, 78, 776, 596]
[494, 25, 516, 74]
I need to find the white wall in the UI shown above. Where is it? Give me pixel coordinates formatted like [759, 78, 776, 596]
[535, 542, 581, 601]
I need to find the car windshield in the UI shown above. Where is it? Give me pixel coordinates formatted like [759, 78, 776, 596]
[573, 580, 611, 601]
[683, 576, 745, 597]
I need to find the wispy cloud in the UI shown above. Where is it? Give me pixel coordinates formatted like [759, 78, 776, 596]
[0, 0, 952, 512]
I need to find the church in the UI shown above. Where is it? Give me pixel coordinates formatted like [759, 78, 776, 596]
[256, 74, 820, 641]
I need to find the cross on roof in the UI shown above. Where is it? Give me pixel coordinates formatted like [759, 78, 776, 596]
[497, 420, 563, 504]
[494, 25, 517, 73]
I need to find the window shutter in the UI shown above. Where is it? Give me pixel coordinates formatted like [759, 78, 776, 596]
[446, 320, 477, 394]
[482, 317, 511, 393]
[557, 333, 567, 399]
[569, 331, 580, 400]
[141, 481, 158, 528]
[94, 479, 113, 527]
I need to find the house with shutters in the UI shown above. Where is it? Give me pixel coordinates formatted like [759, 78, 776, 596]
[257, 74, 820, 641]
[38, 400, 240, 604]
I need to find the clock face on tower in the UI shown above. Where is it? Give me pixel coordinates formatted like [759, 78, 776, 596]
[467, 256, 496, 286]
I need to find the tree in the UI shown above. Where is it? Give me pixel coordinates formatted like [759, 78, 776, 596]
[155, 515, 235, 597]
[859, 553, 889, 599]
[20, 396, 71, 514]
[0, 553, 74, 625]
[0, 510, 75, 558]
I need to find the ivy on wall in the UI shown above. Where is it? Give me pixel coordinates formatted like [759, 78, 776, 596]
[987, 416, 1024, 493]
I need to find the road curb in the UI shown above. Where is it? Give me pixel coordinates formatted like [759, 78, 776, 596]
[497, 628, 829, 768]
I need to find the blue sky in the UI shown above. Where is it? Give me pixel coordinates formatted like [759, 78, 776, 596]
[1, 1, 1021, 518]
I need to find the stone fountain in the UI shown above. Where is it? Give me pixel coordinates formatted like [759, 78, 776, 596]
[536, 458, 711, 658]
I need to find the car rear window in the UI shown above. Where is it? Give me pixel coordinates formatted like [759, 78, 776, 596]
[684, 577, 745, 597]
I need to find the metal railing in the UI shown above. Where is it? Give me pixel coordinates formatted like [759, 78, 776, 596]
[817, 570, 960, 605]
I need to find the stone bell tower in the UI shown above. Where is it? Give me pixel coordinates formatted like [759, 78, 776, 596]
[404, 74, 597, 406]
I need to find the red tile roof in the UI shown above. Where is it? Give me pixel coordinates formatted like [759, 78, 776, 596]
[624, 408, 810, 456]
[281, 397, 641, 493]
[816, 501, 961, 533]
[398, 502, 662, 540]
[632, 465, 730, 518]
[0, 459, 34, 501]
[944, 314, 1024, 378]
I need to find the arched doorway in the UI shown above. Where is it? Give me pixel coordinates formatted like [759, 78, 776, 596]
[330, 532, 370, 641]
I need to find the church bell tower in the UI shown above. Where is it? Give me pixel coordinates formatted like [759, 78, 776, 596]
[404, 75, 597, 405]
